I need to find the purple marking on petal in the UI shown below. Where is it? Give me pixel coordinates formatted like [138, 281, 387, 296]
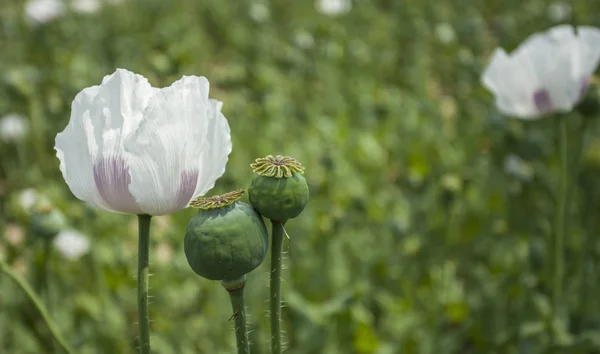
[173, 169, 199, 210]
[93, 156, 141, 214]
[578, 77, 590, 102]
[533, 89, 554, 114]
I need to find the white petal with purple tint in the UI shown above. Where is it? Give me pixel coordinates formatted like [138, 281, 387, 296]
[56, 69, 155, 214]
[92, 155, 141, 214]
[517, 25, 578, 111]
[481, 25, 600, 119]
[84, 69, 155, 213]
[125, 76, 221, 215]
[56, 69, 231, 215]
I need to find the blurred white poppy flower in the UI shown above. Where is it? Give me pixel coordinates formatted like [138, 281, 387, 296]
[55, 69, 232, 216]
[482, 25, 600, 119]
[71, 0, 101, 13]
[24, 0, 64, 24]
[547, 2, 571, 22]
[315, 0, 351, 16]
[18, 188, 39, 213]
[249, 3, 270, 22]
[53, 229, 90, 260]
[0, 114, 29, 142]
[435, 23, 456, 44]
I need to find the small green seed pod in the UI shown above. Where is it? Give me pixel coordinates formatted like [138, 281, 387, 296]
[184, 190, 268, 281]
[248, 155, 309, 222]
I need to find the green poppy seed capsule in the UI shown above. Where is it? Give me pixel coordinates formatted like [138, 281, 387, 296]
[184, 190, 268, 281]
[248, 155, 309, 222]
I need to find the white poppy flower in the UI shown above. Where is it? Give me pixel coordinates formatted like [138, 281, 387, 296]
[55, 69, 232, 216]
[482, 25, 600, 119]
[53, 229, 90, 260]
[315, 0, 351, 16]
[24, 0, 64, 24]
[0, 113, 29, 143]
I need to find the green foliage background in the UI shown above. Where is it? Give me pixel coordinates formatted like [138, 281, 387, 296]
[2, 0, 600, 353]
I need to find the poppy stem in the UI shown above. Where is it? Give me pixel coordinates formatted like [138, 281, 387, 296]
[0, 259, 74, 354]
[552, 116, 568, 342]
[222, 277, 250, 354]
[270, 221, 284, 354]
[137, 214, 152, 354]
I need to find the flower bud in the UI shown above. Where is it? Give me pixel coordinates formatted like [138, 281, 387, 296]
[30, 199, 67, 240]
[248, 155, 309, 222]
[184, 190, 268, 281]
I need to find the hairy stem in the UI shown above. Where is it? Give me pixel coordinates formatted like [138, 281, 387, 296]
[0, 259, 74, 354]
[224, 281, 249, 354]
[270, 221, 284, 354]
[137, 214, 152, 354]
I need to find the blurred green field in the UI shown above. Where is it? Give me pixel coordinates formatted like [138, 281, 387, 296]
[2, 0, 600, 353]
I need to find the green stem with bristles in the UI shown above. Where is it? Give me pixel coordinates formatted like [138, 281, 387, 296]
[137, 214, 152, 354]
[270, 221, 284, 354]
[222, 277, 250, 354]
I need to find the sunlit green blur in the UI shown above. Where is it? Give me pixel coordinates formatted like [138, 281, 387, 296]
[1, 0, 600, 353]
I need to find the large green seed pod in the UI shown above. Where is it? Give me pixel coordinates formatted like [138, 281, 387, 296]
[184, 190, 268, 281]
[248, 155, 309, 222]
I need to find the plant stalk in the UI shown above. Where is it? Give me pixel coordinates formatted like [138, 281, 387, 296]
[0, 259, 74, 354]
[223, 281, 250, 354]
[552, 116, 568, 344]
[137, 214, 152, 354]
[270, 221, 284, 354]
